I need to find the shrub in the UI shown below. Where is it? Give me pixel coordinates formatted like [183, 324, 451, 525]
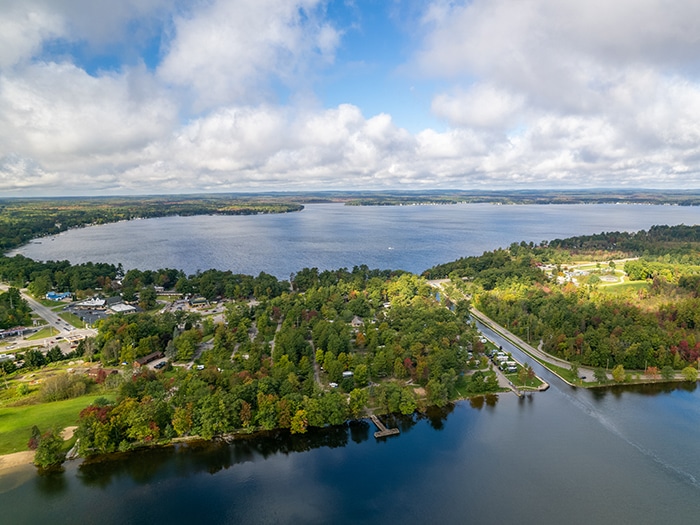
[33, 428, 66, 470]
[40, 374, 91, 402]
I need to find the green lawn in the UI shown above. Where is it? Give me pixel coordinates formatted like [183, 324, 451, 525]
[600, 280, 650, 294]
[0, 393, 115, 455]
[59, 312, 84, 328]
[36, 298, 65, 307]
[505, 369, 544, 389]
[26, 327, 57, 340]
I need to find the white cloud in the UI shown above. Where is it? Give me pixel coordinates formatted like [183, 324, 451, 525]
[411, 0, 700, 187]
[0, 2, 65, 68]
[0, 62, 176, 166]
[158, 0, 341, 109]
[3, 0, 700, 194]
[432, 85, 524, 130]
[0, 0, 173, 69]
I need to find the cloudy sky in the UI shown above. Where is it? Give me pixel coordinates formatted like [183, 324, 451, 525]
[2, 0, 700, 196]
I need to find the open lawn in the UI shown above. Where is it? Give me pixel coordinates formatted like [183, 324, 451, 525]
[36, 298, 65, 308]
[505, 370, 544, 389]
[26, 327, 57, 340]
[600, 280, 650, 295]
[59, 312, 84, 328]
[0, 393, 116, 455]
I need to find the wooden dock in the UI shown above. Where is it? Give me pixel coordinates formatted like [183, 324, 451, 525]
[370, 415, 400, 438]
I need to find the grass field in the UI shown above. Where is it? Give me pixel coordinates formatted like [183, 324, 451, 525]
[600, 280, 650, 294]
[26, 327, 57, 340]
[59, 312, 84, 328]
[0, 393, 116, 455]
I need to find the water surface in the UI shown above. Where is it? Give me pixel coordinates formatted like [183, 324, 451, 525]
[11, 203, 700, 277]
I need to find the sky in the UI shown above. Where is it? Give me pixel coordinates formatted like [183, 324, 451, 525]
[2, 0, 700, 196]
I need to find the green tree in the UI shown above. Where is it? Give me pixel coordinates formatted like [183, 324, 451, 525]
[46, 345, 64, 363]
[24, 349, 46, 369]
[661, 365, 675, 381]
[101, 338, 120, 365]
[399, 388, 417, 415]
[353, 363, 369, 387]
[175, 328, 201, 362]
[291, 409, 308, 434]
[594, 368, 608, 383]
[348, 388, 368, 418]
[28, 274, 52, 298]
[681, 366, 698, 382]
[611, 364, 626, 383]
[426, 378, 449, 407]
[33, 428, 66, 470]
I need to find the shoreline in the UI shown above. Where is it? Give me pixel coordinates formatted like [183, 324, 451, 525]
[0, 451, 34, 474]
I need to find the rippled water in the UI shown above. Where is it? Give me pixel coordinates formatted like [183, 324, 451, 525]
[11, 203, 700, 277]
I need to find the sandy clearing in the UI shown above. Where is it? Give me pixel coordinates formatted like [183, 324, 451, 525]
[0, 451, 34, 473]
[62, 426, 78, 440]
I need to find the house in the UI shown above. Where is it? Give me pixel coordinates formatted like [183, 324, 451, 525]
[189, 296, 208, 307]
[46, 291, 71, 301]
[134, 351, 164, 367]
[350, 316, 364, 328]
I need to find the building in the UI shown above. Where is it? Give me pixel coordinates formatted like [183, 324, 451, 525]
[134, 352, 164, 367]
[109, 303, 138, 314]
[74, 297, 106, 310]
[46, 291, 72, 301]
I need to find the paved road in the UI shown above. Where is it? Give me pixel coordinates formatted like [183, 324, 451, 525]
[470, 307, 599, 385]
[1, 284, 96, 353]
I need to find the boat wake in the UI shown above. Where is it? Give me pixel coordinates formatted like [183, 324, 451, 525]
[561, 390, 700, 491]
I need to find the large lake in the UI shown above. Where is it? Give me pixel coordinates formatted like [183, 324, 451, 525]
[3, 203, 700, 524]
[10, 202, 700, 277]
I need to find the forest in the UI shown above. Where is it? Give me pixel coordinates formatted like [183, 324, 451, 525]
[67, 269, 486, 456]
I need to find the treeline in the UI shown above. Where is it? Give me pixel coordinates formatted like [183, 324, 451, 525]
[0, 254, 291, 303]
[0, 287, 31, 329]
[477, 285, 700, 369]
[0, 196, 303, 251]
[346, 190, 700, 207]
[547, 224, 700, 258]
[423, 244, 548, 288]
[0, 254, 120, 297]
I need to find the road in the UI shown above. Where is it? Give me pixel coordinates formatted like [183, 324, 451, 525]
[0, 284, 96, 354]
[470, 307, 598, 385]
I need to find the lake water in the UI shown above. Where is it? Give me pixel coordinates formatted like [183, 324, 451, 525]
[11, 202, 700, 277]
[3, 203, 700, 524]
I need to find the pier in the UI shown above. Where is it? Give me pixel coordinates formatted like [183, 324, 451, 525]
[370, 415, 400, 438]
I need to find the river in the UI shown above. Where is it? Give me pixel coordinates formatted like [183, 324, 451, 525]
[2, 203, 700, 524]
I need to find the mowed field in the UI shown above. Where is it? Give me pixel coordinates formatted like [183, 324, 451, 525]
[0, 394, 115, 455]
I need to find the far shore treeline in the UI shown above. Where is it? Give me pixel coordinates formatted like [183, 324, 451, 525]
[2, 195, 700, 468]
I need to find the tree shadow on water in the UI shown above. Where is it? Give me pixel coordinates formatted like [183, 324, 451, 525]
[34, 468, 67, 497]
